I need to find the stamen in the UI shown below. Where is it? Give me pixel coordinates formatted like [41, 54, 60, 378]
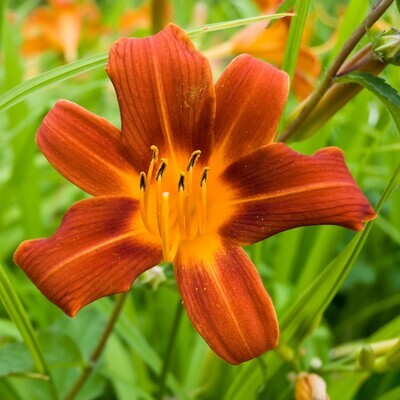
[185, 151, 201, 239]
[139, 172, 153, 232]
[156, 159, 168, 235]
[178, 172, 185, 236]
[161, 192, 171, 262]
[156, 158, 168, 180]
[186, 150, 201, 171]
[169, 230, 181, 261]
[144, 145, 159, 208]
[199, 167, 210, 235]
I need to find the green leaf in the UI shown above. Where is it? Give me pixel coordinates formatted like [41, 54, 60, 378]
[0, 52, 108, 113]
[336, 72, 400, 134]
[0, 343, 35, 377]
[0, 332, 82, 377]
[185, 13, 292, 36]
[39, 332, 83, 368]
[276, 0, 295, 14]
[376, 386, 400, 400]
[0, 265, 48, 376]
[281, 0, 311, 82]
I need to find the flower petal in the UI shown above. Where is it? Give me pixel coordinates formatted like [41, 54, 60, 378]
[37, 100, 138, 197]
[212, 54, 289, 165]
[106, 24, 215, 171]
[174, 236, 278, 364]
[218, 143, 376, 244]
[14, 196, 162, 317]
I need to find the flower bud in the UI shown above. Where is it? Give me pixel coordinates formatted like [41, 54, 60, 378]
[295, 373, 330, 400]
[138, 266, 166, 290]
[356, 345, 375, 370]
[374, 29, 400, 65]
[373, 339, 400, 373]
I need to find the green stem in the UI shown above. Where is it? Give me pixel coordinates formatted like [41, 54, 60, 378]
[0, 264, 59, 399]
[279, 0, 395, 142]
[151, 0, 166, 34]
[63, 292, 129, 400]
[157, 300, 183, 400]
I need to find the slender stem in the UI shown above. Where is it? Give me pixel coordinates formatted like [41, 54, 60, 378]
[0, 264, 59, 399]
[151, 0, 166, 34]
[157, 300, 183, 400]
[63, 292, 129, 400]
[279, 0, 395, 142]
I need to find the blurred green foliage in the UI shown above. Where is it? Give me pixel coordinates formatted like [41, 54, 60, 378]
[0, 0, 399, 399]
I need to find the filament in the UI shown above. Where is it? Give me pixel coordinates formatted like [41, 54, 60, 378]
[185, 151, 201, 239]
[139, 172, 154, 233]
[144, 145, 159, 208]
[178, 172, 185, 236]
[156, 159, 168, 235]
[199, 167, 210, 235]
[161, 192, 171, 262]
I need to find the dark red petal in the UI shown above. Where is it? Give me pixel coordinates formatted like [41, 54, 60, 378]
[174, 237, 278, 364]
[37, 100, 137, 197]
[106, 24, 215, 170]
[212, 54, 289, 165]
[14, 196, 162, 316]
[218, 143, 376, 244]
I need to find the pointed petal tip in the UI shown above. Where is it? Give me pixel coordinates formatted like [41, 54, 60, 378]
[14, 197, 162, 317]
[220, 143, 377, 244]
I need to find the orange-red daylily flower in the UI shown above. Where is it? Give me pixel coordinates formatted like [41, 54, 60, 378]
[22, 0, 100, 62]
[14, 24, 375, 365]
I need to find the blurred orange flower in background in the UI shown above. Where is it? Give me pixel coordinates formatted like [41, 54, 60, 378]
[118, 3, 151, 36]
[231, 0, 321, 99]
[22, 0, 101, 62]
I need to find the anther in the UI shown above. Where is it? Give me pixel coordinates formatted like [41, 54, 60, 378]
[156, 158, 168, 181]
[139, 172, 146, 191]
[156, 159, 168, 235]
[139, 172, 153, 233]
[200, 167, 210, 187]
[178, 172, 186, 235]
[186, 150, 201, 171]
[199, 167, 210, 235]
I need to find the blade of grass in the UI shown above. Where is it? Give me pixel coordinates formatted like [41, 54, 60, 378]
[0, 264, 58, 399]
[0, 13, 292, 114]
[281, 0, 311, 82]
[185, 13, 292, 36]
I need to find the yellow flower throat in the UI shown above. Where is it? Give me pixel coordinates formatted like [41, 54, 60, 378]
[139, 145, 210, 262]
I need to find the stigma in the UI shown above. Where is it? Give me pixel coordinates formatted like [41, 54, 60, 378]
[139, 146, 210, 262]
